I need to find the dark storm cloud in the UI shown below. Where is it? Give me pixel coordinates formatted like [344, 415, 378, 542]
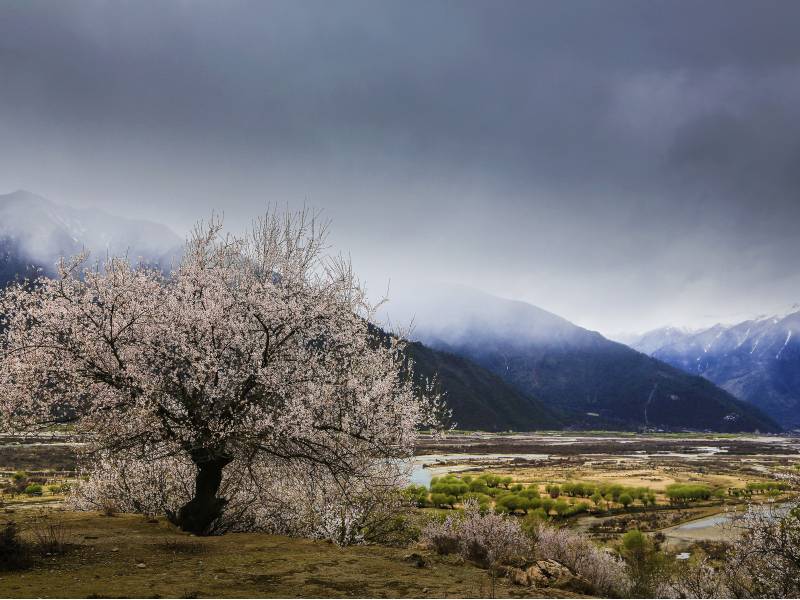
[1, 1, 799, 332]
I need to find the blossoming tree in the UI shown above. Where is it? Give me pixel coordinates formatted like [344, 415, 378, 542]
[0, 210, 445, 535]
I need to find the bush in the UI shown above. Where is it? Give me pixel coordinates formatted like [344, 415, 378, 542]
[522, 508, 550, 533]
[462, 492, 492, 511]
[430, 492, 456, 508]
[553, 499, 570, 516]
[24, 484, 43, 496]
[30, 520, 73, 555]
[430, 475, 469, 499]
[401, 484, 429, 507]
[459, 500, 530, 567]
[469, 480, 489, 494]
[422, 499, 530, 568]
[495, 494, 530, 515]
[665, 484, 712, 503]
[540, 497, 554, 515]
[421, 513, 461, 555]
[0, 522, 31, 571]
[531, 523, 631, 597]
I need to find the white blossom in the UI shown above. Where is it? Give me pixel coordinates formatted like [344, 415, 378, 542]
[1, 209, 446, 535]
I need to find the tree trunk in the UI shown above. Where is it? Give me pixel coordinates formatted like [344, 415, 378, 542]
[175, 452, 232, 535]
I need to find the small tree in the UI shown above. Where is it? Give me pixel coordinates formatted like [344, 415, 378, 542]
[619, 493, 633, 509]
[621, 530, 669, 597]
[0, 210, 446, 535]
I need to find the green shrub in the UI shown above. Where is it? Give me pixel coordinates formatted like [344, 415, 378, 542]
[469, 480, 489, 494]
[553, 500, 570, 516]
[522, 508, 550, 533]
[430, 492, 456, 508]
[665, 484, 712, 503]
[545, 484, 561, 498]
[24, 484, 43, 496]
[462, 492, 492, 511]
[540, 497, 555, 514]
[495, 494, 530, 515]
[402, 484, 429, 507]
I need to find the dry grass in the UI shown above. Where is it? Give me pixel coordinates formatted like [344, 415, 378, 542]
[0, 510, 581, 598]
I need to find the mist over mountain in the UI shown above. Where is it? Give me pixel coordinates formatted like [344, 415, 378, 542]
[0, 190, 182, 285]
[629, 307, 800, 427]
[385, 285, 778, 433]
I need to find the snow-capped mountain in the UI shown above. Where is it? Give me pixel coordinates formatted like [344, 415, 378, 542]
[614, 326, 697, 356]
[629, 308, 800, 427]
[0, 190, 182, 284]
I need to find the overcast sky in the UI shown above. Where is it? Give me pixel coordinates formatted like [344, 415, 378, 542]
[2, 1, 799, 334]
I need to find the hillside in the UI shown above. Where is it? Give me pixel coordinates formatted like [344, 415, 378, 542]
[398, 286, 779, 433]
[406, 341, 561, 431]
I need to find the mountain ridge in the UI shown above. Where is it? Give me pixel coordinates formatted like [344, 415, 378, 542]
[629, 309, 800, 426]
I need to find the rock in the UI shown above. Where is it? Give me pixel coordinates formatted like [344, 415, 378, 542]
[111, 547, 119, 552]
[402, 552, 428, 568]
[136, 563, 146, 569]
[506, 567, 530, 586]
[525, 559, 593, 594]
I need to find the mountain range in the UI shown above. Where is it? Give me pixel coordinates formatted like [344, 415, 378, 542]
[627, 310, 800, 428]
[0, 190, 783, 433]
[392, 286, 777, 432]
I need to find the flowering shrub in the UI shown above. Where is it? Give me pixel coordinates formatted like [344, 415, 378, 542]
[421, 499, 530, 567]
[459, 500, 531, 567]
[531, 523, 630, 597]
[421, 513, 462, 555]
[721, 499, 800, 598]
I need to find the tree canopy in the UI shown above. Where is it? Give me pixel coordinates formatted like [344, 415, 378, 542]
[0, 210, 445, 535]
